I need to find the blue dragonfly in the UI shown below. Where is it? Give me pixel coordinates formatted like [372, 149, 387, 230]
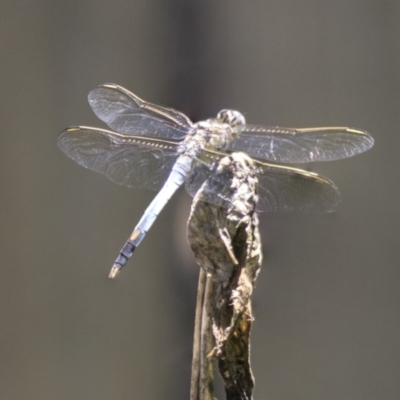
[57, 84, 374, 278]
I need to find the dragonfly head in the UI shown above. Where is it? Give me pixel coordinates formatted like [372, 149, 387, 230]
[216, 109, 246, 127]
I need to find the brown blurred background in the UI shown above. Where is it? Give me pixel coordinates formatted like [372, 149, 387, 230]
[0, 1, 398, 399]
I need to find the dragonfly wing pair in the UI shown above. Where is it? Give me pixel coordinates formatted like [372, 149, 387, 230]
[57, 127, 180, 190]
[58, 84, 374, 212]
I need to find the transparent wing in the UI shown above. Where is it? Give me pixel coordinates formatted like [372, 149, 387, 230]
[185, 152, 219, 198]
[254, 161, 340, 212]
[57, 126, 179, 190]
[87, 83, 194, 140]
[229, 125, 374, 163]
[187, 152, 259, 212]
[186, 150, 340, 213]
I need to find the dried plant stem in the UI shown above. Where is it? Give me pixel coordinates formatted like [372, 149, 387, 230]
[188, 154, 262, 400]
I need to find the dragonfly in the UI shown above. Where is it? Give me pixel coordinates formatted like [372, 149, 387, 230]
[57, 83, 374, 278]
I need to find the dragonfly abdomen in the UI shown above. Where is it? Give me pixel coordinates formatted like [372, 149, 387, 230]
[109, 154, 194, 278]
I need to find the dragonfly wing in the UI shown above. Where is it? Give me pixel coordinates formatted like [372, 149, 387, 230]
[185, 161, 212, 198]
[185, 150, 223, 198]
[254, 161, 340, 212]
[87, 84, 193, 140]
[187, 151, 339, 213]
[57, 126, 179, 190]
[230, 125, 374, 163]
[187, 152, 259, 210]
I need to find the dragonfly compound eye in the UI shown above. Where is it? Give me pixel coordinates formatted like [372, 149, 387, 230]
[217, 109, 246, 127]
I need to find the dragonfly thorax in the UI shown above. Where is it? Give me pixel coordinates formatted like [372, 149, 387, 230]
[191, 117, 238, 152]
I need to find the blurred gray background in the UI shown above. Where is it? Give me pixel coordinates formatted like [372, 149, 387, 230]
[0, 1, 398, 399]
